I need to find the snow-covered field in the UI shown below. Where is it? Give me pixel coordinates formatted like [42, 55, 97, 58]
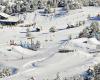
[0, 7, 100, 80]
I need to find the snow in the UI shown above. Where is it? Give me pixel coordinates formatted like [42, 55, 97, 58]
[0, 6, 100, 80]
[0, 5, 6, 12]
[88, 38, 100, 45]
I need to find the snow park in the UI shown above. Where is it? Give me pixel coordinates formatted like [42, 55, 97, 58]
[0, 0, 100, 80]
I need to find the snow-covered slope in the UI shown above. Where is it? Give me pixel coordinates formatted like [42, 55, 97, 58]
[0, 7, 100, 80]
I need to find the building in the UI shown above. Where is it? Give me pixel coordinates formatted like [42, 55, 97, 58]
[0, 12, 9, 19]
[0, 12, 20, 25]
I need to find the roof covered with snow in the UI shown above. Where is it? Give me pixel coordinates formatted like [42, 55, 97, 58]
[0, 12, 10, 18]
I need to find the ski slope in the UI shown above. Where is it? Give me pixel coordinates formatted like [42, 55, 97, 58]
[0, 7, 100, 80]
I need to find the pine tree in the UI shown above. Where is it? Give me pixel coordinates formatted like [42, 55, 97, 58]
[90, 22, 99, 32]
[49, 27, 56, 33]
[26, 28, 31, 37]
